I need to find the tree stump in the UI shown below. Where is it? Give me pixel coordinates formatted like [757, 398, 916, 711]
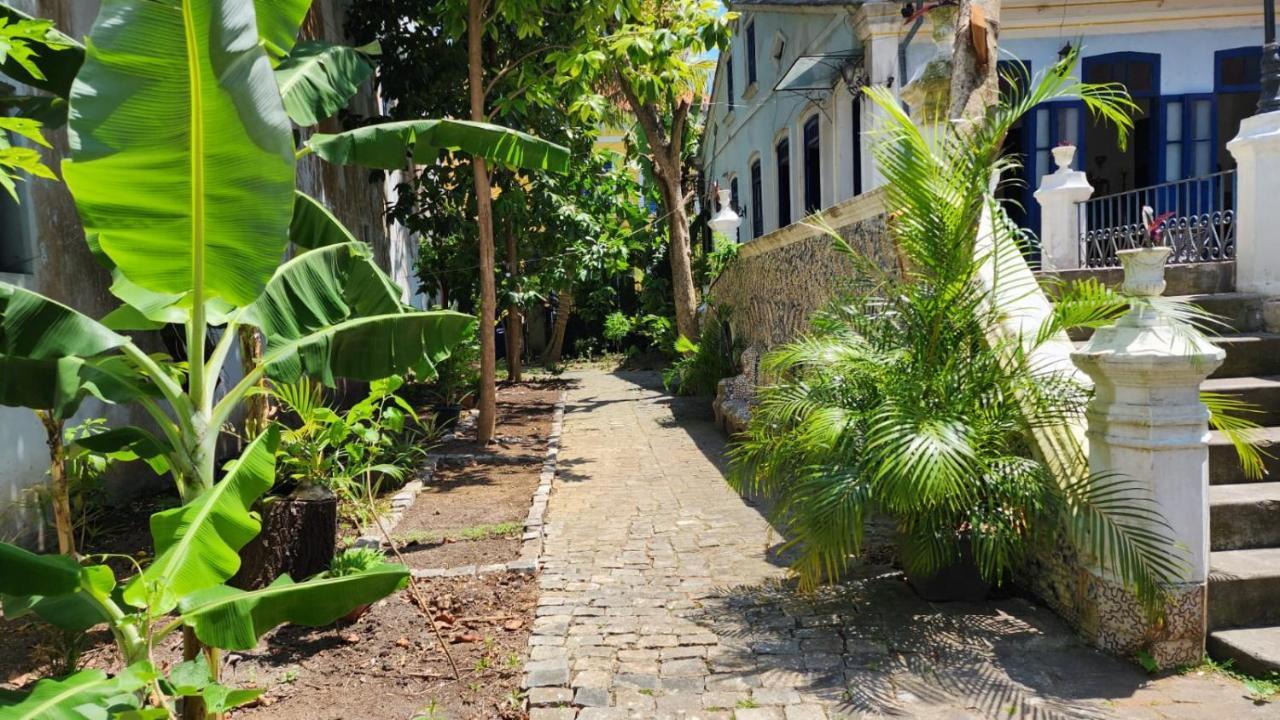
[231, 490, 337, 589]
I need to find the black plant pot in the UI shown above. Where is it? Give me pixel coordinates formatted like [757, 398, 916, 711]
[432, 404, 463, 431]
[904, 539, 991, 603]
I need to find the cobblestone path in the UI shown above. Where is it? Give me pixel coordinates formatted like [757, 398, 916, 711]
[523, 371, 1273, 720]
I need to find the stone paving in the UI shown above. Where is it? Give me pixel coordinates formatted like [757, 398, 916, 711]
[524, 370, 1276, 720]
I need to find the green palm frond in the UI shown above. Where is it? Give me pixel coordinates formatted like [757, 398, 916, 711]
[1056, 472, 1190, 615]
[1203, 391, 1271, 481]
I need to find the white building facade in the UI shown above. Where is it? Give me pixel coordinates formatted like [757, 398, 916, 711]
[703, 0, 1267, 255]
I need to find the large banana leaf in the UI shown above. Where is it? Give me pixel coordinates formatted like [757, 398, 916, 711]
[124, 427, 279, 612]
[73, 426, 173, 475]
[290, 191, 359, 250]
[0, 283, 138, 416]
[0, 543, 80, 597]
[2, 565, 115, 633]
[306, 119, 571, 173]
[262, 311, 473, 386]
[0, 663, 154, 720]
[0, 4, 83, 98]
[254, 0, 312, 58]
[276, 40, 376, 127]
[244, 242, 472, 384]
[62, 0, 296, 309]
[178, 564, 409, 650]
[246, 241, 404, 333]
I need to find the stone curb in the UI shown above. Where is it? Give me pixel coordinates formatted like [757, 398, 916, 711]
[409, 390, 567, 579]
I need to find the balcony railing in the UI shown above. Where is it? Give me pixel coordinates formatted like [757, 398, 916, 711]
[1077, 169, 1236, 269]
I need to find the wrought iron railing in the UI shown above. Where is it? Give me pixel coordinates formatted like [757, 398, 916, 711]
[1077, 169, 1236, 268]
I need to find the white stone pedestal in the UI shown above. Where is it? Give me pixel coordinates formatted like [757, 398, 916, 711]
[1070, 247, 1223, 668]
[1228, 111, 1280, 295]
[1034, 145, 1093, 271]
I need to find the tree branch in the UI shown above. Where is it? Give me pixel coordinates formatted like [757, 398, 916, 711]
[484, 44, 568, 97]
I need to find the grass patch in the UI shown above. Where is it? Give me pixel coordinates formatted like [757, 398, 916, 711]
[1192, 658, 1280, 702]
[393, 521, 523, 546]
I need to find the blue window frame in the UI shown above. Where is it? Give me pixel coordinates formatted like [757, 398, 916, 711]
[802, 115, 821, 214]
[730, 175, 741, 243]
[1160, 95, 1215, 182]
[746, 21, 758, 86]
[1216, 46, 1263, 94]
[851, 96, 863, 196]
[750, 159, 763, 238]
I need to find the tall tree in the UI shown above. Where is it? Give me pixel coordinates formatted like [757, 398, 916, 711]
[556, 0, 734, 343]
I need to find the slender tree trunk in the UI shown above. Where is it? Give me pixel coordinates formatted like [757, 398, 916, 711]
[505, 225, 523, 382]
[37, 411, 73, 556]
[656, 170, 698, 342]
[544, 288, 574, 368]
[467, 0, 497, 444]
[237, 326, 268, 441]
[949, 0, 1001, 122]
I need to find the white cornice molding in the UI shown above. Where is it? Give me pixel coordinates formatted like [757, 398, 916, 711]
[735, 187, 887, 261]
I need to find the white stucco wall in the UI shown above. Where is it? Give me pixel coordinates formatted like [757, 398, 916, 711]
[704, 1, 1266, 246]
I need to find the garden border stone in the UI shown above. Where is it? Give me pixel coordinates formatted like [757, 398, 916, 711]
[406, 390, 566, 579]
[350, 456, 438, 550]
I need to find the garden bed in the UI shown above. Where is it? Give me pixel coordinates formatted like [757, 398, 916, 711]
[1, 380, 567, 718]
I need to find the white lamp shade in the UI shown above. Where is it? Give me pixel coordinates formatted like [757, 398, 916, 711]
[708, 187, 741, 235]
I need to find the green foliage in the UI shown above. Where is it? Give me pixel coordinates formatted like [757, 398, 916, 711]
[603, 312, 633, 350]
[693, 234, 740, 288]
[326, 547, 388, 577]
[422, 321, 481, 407]
[663, 311, 740, 396]
[275, 40, 378, 127]
[729, 53, 1189, 616]
[0, 423, 409, 718]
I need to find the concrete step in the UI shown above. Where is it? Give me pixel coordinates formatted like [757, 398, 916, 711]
[1209, 427, 1280, 485]
[1066, 293, 1265, 341]
[1209, 547, 1280, 629]
[1203, 375, 1280, 427]
[1210, 482, 1280, 550]
[1039, 260, 1235, 297]
[1208, 626, 1280, 677]
[1208, 333, 1280, 379]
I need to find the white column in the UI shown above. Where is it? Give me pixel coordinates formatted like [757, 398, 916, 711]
[1228, 111, 1280, 296]
[1070, 246, 1224, 668]
[1034, 144, 1092, 271]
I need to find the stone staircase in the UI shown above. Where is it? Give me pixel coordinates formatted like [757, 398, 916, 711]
[1046, 261, 1280, 676]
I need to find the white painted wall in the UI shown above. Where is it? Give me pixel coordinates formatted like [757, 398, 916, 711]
[704, 3, 1265, 245]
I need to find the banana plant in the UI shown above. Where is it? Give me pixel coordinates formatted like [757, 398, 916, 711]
[0, 426, 412, 719]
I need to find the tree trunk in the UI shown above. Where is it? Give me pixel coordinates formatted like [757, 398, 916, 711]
[237, 326, 268, 441]
[948, 0, 1001, 122]
[505, 225, 523, 382]
[230, 491, 337, 589]
[37, 411, 74, 556]
[544, 288, 574, 368]
[657, 170, 699, 342]
[468, 0, 497, 445]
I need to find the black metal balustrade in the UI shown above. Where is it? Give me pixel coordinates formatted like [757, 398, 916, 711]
[1077, 170, 1237, 268]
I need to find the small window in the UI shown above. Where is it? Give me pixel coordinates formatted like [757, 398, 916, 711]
[851, 97, 862, 196]
[775, 138, 791, 227]
[726, 55, 735, 108]
[746, 22, 758, 86]
[803, 115, 821, 214]
[750, 159, 763, 238]
[771, 32, 786, 63]
[729, 175, 741, 243]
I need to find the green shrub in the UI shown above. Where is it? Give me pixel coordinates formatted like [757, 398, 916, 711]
[603, 311, 633, 351]
[327, 547, 389, 577]
[663, 310, 740, 396]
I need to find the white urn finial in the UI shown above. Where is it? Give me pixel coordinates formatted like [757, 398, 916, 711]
[1118, 246, 1172, 298]
[1052, 144, 1076, 173]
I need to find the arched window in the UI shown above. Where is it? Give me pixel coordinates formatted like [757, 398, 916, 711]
[775, 137, 791, 227]
[749, 157, 763, 238]
[802, 114, 821, 214]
